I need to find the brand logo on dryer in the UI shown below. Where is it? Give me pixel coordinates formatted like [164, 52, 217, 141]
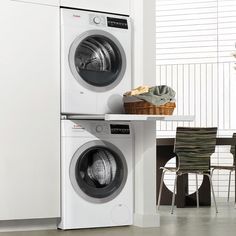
[73, 14, 81, 18]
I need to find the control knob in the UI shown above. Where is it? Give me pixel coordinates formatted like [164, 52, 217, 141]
[93, 16, 101, 24]
[95, 125, 103, 133]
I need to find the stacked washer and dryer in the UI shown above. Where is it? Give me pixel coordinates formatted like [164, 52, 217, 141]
[59, 2, 133, 230]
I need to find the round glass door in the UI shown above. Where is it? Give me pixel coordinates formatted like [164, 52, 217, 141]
[69, 30, 126, 92]
[69, 141, 128, 203]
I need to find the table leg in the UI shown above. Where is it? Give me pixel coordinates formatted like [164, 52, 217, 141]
[234, 145, 236, 204]
[156, 145, 176, 205]
[176, 174, 188, 208]
[190, 175, 210, 206]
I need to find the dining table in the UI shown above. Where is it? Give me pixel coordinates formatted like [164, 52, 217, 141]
[156, 137, 236, 207]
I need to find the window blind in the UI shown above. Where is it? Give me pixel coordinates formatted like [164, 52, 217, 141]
[156, 0, 236, 198]
[156, 0, 218, 65]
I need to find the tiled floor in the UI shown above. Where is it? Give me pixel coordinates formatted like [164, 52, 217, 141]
[0, 201, 235, 236]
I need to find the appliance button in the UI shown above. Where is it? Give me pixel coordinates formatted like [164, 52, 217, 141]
[93, 16, 101, 24]
[96, 125, 103, 133]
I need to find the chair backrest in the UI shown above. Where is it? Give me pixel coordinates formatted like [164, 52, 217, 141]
[174, 127, 217, 172]
[230, 133, 236, 166]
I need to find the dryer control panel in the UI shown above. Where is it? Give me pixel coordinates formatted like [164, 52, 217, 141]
[107, 17, 128, 29]
[89, 14, 128, 29]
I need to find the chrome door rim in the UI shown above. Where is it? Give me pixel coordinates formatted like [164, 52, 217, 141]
[69, 30, 127, 92]
[69, 140, 128, 203]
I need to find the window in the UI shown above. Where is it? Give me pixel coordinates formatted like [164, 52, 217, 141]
[156, 0, 236, 198]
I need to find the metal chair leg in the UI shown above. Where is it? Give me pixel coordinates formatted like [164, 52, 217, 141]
[157, 169, 166, 210]
[171, 174, 178, 214]
[206, 173, 218, 213]
[211, 168, 215, 177]
[227, 170, 232, 202]
[196, 173, 199, 208]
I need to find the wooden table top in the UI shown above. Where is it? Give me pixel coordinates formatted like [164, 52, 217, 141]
[156, 137, 236, 146]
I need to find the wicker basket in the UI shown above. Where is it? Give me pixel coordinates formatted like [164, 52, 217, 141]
[123, 97, 176, 115]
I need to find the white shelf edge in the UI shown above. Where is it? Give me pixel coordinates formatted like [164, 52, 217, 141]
[63, 114, 195, 122]
[105, 114, 195, 121]
[64, 115, 105, 120]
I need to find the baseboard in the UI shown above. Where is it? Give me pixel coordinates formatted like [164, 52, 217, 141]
[0, 218, 59, 232]
[133, 213, 160, 228]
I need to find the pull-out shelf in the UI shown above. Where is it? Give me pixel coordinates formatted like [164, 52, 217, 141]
[62, 114, 195, 121]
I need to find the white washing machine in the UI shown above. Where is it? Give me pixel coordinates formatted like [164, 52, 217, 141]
[61, 8, 132, 115]
[58, 120, 133, 230]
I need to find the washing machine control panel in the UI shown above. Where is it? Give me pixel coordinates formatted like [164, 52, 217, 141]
[110, 124, 130, 134]
[93, 123, 130, 135]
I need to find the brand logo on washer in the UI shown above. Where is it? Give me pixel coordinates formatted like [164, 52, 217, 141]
[72, 124, 84, 130]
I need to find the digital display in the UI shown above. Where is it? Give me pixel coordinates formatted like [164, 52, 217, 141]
[107, 17, 128, 29]
[110, 124, 130, 134]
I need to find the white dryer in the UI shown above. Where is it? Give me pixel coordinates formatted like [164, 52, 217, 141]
[61, 8, 131, 115]
[58, 120, 133, 230]
[60, 0, 130, 15]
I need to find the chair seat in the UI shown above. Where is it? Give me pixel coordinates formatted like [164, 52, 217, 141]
[211, 165, 235, 170]
[161, 166, 211, 174]
[160, 166, 177, 172]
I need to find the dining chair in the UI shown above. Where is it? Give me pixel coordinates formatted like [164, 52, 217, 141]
[211, 133, 236, 202]
[157, 127, 218, 214]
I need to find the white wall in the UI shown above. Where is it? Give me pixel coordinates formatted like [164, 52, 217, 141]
[0, 0, 60, 221]
[11, 0, 60, 6]
[130, 0, 159, 228]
